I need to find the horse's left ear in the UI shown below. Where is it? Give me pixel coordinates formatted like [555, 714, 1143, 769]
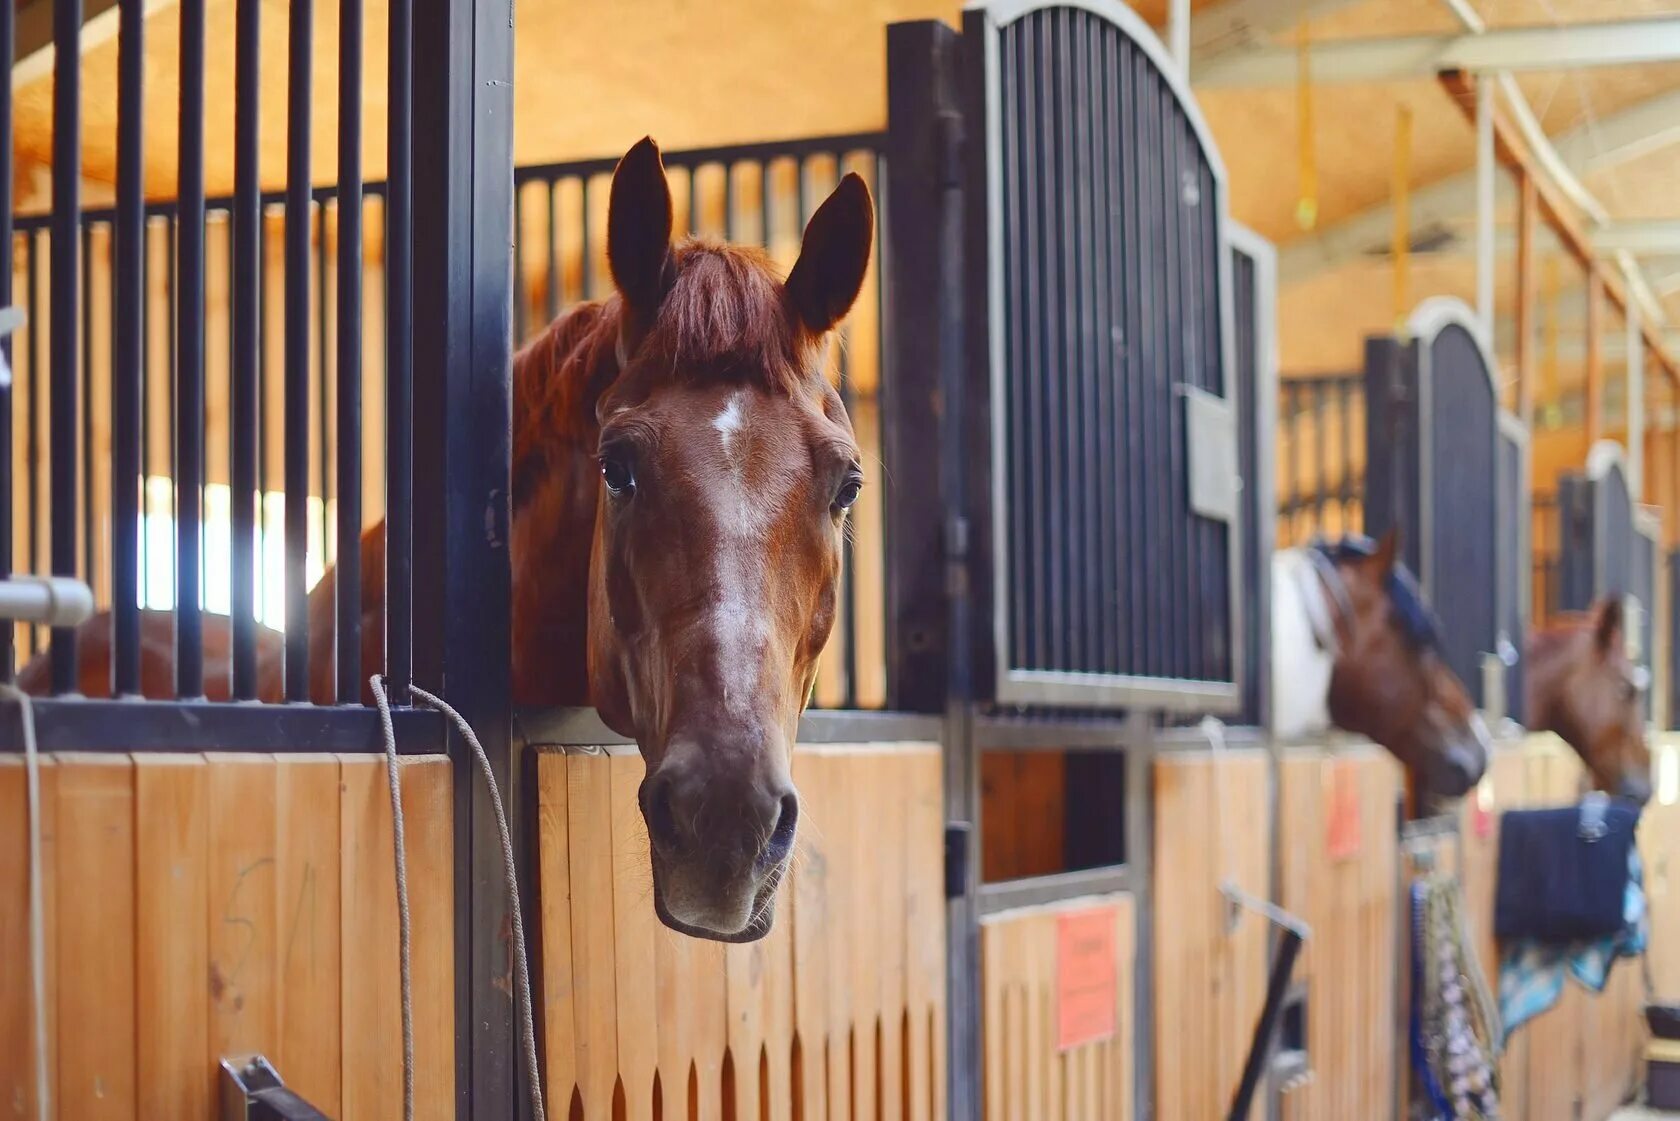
[1594, 596, 1625, 655]
[1373, 528, 1401, 573]
[786, 172, 874, 335]
[608, 136, 675, 319]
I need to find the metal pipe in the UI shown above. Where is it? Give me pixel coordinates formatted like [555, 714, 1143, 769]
[1227, 926, 1306, 1121]
[48, 0, 82, 696]
[283, 0, 312, 702]
[176, 0, 208, 698]
[386, 0, 413, 701]
[0, 577, 95, 628]
[113, 0, 145, 696]
[230, 0, 261, 699]
[335, 0, 365, 704]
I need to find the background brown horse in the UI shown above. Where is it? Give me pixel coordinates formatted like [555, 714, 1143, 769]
[21, 138, 875, 945]
[1526, 597, 1653, 804]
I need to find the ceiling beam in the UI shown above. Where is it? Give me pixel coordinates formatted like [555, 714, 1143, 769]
[1279, 86, 1680, 283]
[12, 0, 174, 90]
[1194, 17, 1680, 86]
[1189, 0, 1368, 60]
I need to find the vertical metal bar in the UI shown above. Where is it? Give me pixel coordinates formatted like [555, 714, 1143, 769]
[175, 0, 208, 698]
[336, 0, 364, 703]
[1313, 380, 1327, 524]
[81, 228, 94, 593]
[27, 232, 41, 660]
[386, 0, 413, 700]
[579, 178, 592, 300]
[284, 0, 313, 702]
[49, 0, 83, 696]
[1340, 377, 1355, 528]
[544, 179, 559, 325]
[230, 0, 261, 699]
[0, 0, 12, 680]
[413, 0, 517, 1109]
[316, 201, 331, 571]
[113, 0, 146, 695]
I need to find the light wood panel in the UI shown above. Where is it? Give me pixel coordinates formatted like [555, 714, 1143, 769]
[0, 751, 453, 1117]
[980, 893, 1136, 1121]
[537, 742, 945, 1121]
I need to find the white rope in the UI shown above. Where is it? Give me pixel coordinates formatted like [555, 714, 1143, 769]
[372, 675, 546, 1121]
[0, 683, 49, 1121]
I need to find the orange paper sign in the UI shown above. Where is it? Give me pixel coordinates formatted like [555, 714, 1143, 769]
[1327, 760, 1362, 860]
[1056, 907, 1118, 1051]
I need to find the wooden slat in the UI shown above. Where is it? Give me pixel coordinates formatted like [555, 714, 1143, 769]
[539, 751, 580, 1115]
[790, 750, 832, 1121]
[568, 753, 619, 1120]
[400, 757, 455, 1119]
[135, 755, 210, 1121]
[339, 755, 402, 1118]
[875, 750, 910, 1121]
[611, 752, 660, 1120]
[823, 749, 856, 1121]
[0, 756, 58, 1120]
[206, 754, 279, 1063]
[274, 754, 343, 1113]
[903, 746, 943, 1121]
[56, 755, 137, 1120]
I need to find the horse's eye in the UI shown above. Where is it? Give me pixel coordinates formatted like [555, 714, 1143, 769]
[833, 472, 863, 513]
[600, 455, 636, 498]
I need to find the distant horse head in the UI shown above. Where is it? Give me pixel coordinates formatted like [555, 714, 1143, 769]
[1526, 598, 1651, 804]
[556, 138, 873, 940]
[1272, 530, 1490, 796]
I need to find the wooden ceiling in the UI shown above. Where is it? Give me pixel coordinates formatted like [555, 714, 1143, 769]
[12, 0, 1680, 409]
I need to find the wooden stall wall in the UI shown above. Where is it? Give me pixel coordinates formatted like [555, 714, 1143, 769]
[0, 752, 454, 1119]
[1276, 745, 1402, 1121]
[538, 742, 945, 1121]
[980, 895, 1136, 1121]
[1650, 735, 1680, 1004]
[1152, 748, 1271, 1120]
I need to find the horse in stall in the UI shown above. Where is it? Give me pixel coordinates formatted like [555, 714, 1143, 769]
[19, 137, 877, 943]
[1524, 598, 1653, 804]
[1272, 529, 1493, 798]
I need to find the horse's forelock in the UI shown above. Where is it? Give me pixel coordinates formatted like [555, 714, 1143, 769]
[647, 240, 809, 392]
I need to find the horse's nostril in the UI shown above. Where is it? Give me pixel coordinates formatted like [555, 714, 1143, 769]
[764, 792, 799, 864]
[646, 773, 684, 855]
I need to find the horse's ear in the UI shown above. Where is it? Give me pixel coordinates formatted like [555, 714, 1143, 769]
[786, 172, 874, 335]
[1373, 528, 1401, 573]
[1594, 596, 1625, 655]
[607, 137, 674, 318]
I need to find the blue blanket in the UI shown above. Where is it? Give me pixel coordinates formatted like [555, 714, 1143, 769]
[1498, 848, 1648, 1040]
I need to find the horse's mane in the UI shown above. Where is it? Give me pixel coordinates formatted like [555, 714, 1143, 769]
[511, 239, 811, 507]
[1312, 535, 1443, 651]
[1528, 611, 1593, 656]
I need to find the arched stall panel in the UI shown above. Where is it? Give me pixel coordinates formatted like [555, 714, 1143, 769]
[1364, 299, 1525, 718]
[1230, 224, 1277, 729]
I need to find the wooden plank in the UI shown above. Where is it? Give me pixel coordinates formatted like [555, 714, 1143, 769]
[539, 751, 579, 1116]
[876, 751, 909, 1121]
[56, 755, 137, 1120]
[0, 756, 57, 1120]
[611, 752, 660, 1120]
[135, 755, 210, 1121]
[790, 750, 831, 1121]
[902, 746, 943, 1121]
[400, 757, 455, 1120]
[824, 748, 856, 1121]
[339, 755, 402, 1118]
[274, 755, 342, 1114]
[206, 754, 278, 1065]
[567, 753, 618, 1120]
[847, 747, 882, 1121]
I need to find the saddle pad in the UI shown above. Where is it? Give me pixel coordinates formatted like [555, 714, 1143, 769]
[1494, 798, 1640, 943]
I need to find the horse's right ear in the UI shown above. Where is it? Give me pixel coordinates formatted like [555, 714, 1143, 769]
[1593, 596, 1625, 655]
[608, 137, 674, 320]
[1373, 528, 1401, 573]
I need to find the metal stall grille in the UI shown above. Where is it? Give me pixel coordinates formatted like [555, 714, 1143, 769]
[1275, 371, 1364, 547]
[984, 0, 1240, 711]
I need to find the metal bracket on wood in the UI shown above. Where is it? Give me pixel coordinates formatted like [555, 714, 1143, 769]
[219, 1055, 333, 1121]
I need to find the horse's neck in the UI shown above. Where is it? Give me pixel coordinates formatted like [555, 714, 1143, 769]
[1520, 627, 1574, 732]
[1270, 550, 1335, 739]
[507, 304, 618, 707]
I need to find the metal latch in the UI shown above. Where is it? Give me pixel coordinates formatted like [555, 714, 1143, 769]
[220, 1055, 333, 1121]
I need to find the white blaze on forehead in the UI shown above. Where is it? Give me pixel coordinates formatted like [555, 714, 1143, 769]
[713, 393, 747, 460]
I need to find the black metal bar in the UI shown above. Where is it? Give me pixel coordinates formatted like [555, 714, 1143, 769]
[81, 227, 92, 595]
[112, 0, 145, 696]
[385, 0, 413, 702]
[229, 0, 261, 699]
[283, 0, 312, 702]
[175, 0, 207, 698]
[336, 0, 364, 705]
[413, 0, 517, 1110]
[316, 201, 330, 581]
[0, 696, 444, 754]
[26, 232, 41, 661]
[0, 0, 12, 681]
[543, 180, 559, 325]
[48, 0, 83, 696]
[509, 131, 885, 186]
[1227, 927, 1305, 1121]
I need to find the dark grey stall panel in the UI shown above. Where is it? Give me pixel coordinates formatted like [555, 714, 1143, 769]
[1231, 236, 1270, 727]
[1601, 462, 1633, 599]
[1362, 336, 1423, 576]
[982, 1, 1239, 709]
[1497, 421, 1528, 720]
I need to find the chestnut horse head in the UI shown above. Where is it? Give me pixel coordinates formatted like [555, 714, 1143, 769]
[579, 139, 872, 940]
[1273, 530, 1490, 796]
[1526, 598, 1652, 804]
